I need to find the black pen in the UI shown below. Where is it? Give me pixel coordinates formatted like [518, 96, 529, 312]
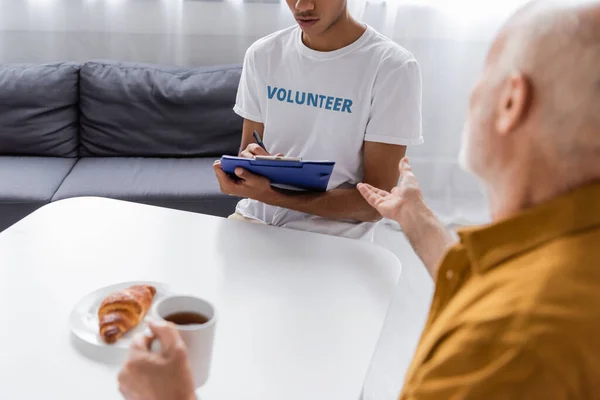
[253, 130, 268, 153]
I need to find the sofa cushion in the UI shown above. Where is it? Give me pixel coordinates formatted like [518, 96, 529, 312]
[52, 157, 240, 217]
[79, 61, 243, 158]
[0, 156, 77, 231]
[0, 156, 77, 201]
[0, 63, 80, 157]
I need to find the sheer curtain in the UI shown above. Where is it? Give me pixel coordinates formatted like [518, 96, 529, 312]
[0, 0, 531, 227]
[343, 0, 531, 228]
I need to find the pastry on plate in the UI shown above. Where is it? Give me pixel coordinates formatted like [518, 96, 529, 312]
[98, 284, 157, 344]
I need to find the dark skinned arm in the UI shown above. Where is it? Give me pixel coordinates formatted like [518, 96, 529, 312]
[220, 119, 406, 222]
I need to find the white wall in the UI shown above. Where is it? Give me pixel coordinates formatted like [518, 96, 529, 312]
[0, 0, 293, 65]
[0, 0, 522, 225]
[0, 0, 506, 65]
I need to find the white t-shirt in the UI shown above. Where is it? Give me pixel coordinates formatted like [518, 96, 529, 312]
[233, 25, 423, 240]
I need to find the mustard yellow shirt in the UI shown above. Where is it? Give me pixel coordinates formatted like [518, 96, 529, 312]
[400, 183, 600, 400]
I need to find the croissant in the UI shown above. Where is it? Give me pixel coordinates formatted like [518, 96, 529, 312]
[98, 285, 157, 344]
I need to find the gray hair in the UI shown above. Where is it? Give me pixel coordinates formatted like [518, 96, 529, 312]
[498, 0, 600, 161]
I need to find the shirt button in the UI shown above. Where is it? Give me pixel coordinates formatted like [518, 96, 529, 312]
[446, 270, 454, 280]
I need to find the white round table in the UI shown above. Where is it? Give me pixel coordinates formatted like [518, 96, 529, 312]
[0, 197, 401, 400]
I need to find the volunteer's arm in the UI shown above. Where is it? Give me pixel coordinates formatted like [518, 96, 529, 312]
[214, 139, 406, 222]
[238, 119, 265, 157]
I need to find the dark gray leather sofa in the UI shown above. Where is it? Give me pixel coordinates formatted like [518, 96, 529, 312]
[0, 61, 243, 232]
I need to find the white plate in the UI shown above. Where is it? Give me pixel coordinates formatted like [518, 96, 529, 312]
[69, 281, 173, 349]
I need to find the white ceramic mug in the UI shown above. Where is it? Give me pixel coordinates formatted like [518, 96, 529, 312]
[152, 295, 217, 388]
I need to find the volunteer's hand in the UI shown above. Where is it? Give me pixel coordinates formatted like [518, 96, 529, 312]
[239, 143, 284, 159]
[118, 321, 197, 400]
[357, 157, 423, 222]
[240, 143, 269, 158]
[213, 160, 274, 201]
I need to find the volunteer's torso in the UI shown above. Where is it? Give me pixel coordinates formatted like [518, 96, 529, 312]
[235, 25, 420, 240]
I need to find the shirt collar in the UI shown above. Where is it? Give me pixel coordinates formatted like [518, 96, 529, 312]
[457, 182, 600, 273]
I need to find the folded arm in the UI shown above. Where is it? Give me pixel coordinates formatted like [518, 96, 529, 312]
[259, 141, 406, 222]
[217, 119, 408, 222]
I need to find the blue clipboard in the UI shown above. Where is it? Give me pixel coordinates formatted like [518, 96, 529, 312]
[220, 156, 335, 192]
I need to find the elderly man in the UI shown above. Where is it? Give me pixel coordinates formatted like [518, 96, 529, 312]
[117, 1, 600, 399]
